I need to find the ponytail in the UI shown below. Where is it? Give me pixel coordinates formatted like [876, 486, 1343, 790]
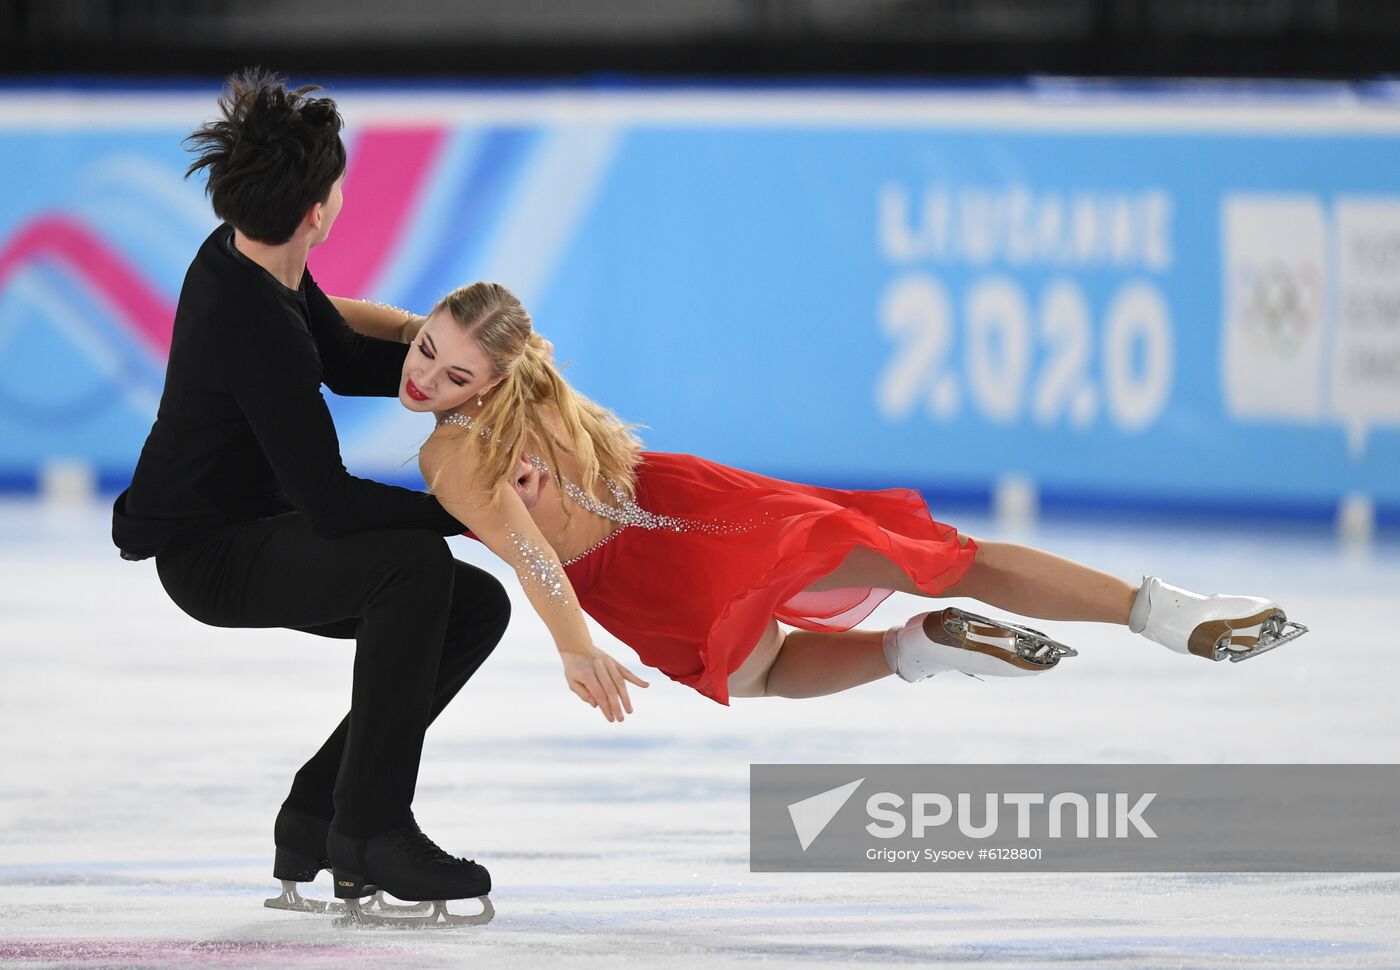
[433, 283, 642, 505]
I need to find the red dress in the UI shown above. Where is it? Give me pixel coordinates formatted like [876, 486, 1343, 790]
[559, 452, 978, 705]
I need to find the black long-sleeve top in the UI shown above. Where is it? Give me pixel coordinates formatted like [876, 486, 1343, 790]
[112, 225, 462, 560]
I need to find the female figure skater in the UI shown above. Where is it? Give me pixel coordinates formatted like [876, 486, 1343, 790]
[403, 282, 1306, 720]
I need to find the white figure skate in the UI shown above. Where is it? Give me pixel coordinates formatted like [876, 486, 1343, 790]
[885, 608, 1077, 682]
[1129, 576, 1308, 662]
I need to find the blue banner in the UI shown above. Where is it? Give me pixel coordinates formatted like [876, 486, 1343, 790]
[2, 87, 1397, 516]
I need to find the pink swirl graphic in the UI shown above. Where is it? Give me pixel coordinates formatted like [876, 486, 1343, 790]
[309, 125, 448, 297]
[0, 215, 176, 356]
[0, 126, 447, 369]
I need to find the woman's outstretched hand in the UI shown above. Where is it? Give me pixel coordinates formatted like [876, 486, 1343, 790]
[561, 648, 649, 722]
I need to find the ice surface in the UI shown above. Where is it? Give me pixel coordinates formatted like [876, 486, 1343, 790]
[1, 499, 1397, 968]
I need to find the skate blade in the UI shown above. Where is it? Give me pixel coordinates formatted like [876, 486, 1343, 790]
[264, 880, 337, 914]
[943, 608, 1077, 667]
[1225, 618, 1309, 662]
[362, 891, 434, 915]
[264, 882, 431, 917]
[333, 895, 494, 928]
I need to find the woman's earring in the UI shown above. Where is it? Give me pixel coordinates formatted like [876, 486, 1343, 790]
[476, 392, 484, 406]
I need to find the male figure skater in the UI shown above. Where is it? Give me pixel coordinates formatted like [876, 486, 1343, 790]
[111, 69, 505, 923]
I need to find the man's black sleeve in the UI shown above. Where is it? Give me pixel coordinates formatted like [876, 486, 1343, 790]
[304, 275, 412, 397]
[225, 315, 464, 537]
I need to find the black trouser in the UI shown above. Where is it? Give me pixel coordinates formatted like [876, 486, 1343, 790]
[155, 512, 510, 837]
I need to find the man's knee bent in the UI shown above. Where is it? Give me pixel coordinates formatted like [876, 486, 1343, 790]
[480, 574, 512, 631]
[451, 563, 512, 634]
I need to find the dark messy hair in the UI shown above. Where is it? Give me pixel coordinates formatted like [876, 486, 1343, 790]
[184, 68, 346, 245]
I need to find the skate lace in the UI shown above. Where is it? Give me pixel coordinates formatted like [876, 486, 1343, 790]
[395, 826, 474, 866]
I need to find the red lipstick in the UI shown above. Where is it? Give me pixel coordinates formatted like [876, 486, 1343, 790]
[405, 378, 429, 402]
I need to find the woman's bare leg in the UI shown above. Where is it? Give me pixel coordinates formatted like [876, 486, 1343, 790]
[805, 538, 1136, 625]
[727, 536, 1138, 700]
[764, 630, 893, 698]
[728, 620, 892, 699]
[948, 540, 1135, 623]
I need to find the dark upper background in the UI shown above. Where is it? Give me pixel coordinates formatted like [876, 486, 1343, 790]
[3, 0, 1399, 81]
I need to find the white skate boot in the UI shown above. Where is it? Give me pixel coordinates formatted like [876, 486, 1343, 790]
[1128, 576, 1308, 662]
[884, 608, 1077, 682]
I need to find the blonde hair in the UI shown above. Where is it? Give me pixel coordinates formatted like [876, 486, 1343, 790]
[431, 281, 642, 503]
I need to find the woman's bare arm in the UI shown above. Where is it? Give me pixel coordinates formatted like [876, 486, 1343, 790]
[420, 433, 647, 720]
[328, 295, 425, 344]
